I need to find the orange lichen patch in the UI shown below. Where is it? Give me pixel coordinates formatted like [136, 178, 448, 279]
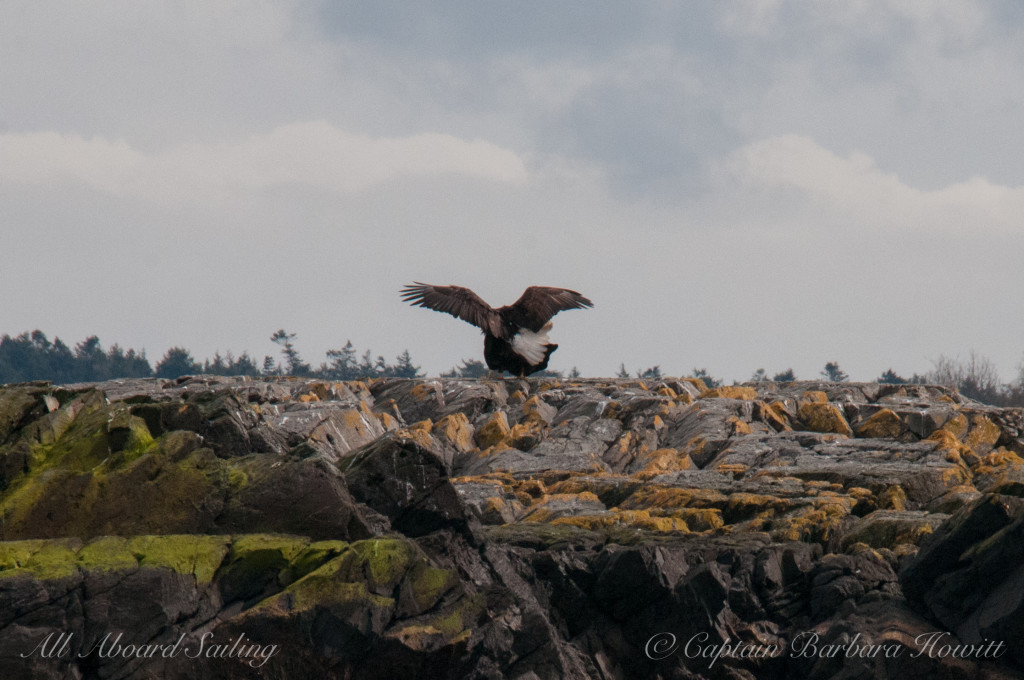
[538, 380, 561, 391]
[552, 509, 689, 533]
[797, 403, 853, 436]
[545, 478, 598, 496]
[516, 479, 547, 499]
[521, 396, 553, 425]
[758, 401, 792, 432]
[842, 515, 937, 549]
[940, 413, 969, 440]
[432, 413, 474, 452]
[475, 412, 511, 449]
[980, 448, 1024, 467]
[675, 393, 694, 405]
[298, 392, 321, 403]
[941, 466, 970, 488]
[847, 487, 874, 501]
[680, 377, 708, 392]
[508, 420, 544, 449]
[657, 386, 678, 399]
[507, 389, 528, 404]
[726, 416, 752, 435]
[451, 471, 515, 487]
[399, 420, 435, 449]
[473, 442, 519, 463]
[521, 492, 602, 523]
[725, 493, 790, 521]
[701, 386, 758, 400]
[927, 430, 976, 466]
[715, 463, 748, 477]
[410, 383, 441, 401]
[877, 485, 907, 511]
[619, 486, 728, 511]
[770, 507, 847, 544]
[665, 508, 723, 531]
[801, 391, 829, 404]
[681, 436, 713, 461]
[635, 448, 692, 477]
[966, 415, 1002, 455]
[854, 409, 902, 439]
[375, 411, 398, 430]
[803, 480, 841, 492]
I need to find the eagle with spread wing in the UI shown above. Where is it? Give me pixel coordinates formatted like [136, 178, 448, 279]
[400, 283, 593, 377]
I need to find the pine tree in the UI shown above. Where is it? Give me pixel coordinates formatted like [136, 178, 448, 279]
[271, 329, 310, 376]
[155, 347, 201, 379]
[821, 362, 849, 382]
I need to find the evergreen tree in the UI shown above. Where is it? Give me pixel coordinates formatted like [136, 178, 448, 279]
[616, 363, 630, 378]
[74, 336, 108, 381]
[637, 366, 662, 379]
[772, 369, 797, 382]
[323, 341, 358, 379]
[442, 359, 488, 378]
[271, 329, 310, 376]
[821, 361, 849, 382]
[388, 350, 421, 378]
[262, 355, 279, 375]
[877, 369, 907, 384]
[155, 347, 201, 379]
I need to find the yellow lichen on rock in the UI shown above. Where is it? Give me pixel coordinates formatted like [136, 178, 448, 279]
[680, 377, 708, 392]
[941, 413, 969, 439]
[927, 429, 977, 466]
[400, 420, 435, 449]
[635, 448, 692, 476]
[759, 401, 792, 431]
[854, 409, 902, 439]
[701, 386, 758, 400]
[797, 403, 853, 436]
[877, 485, 907, 511]
[433, 413, 475, 452]
[966, 415, 1002, 455]
[476, 412, 511, 449]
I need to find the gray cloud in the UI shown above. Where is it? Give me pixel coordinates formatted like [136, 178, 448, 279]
[2, 0, 1024, 383]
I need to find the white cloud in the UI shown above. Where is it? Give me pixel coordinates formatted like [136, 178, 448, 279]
[0, 122, 528, 201]
[722, 134, 1024, 234]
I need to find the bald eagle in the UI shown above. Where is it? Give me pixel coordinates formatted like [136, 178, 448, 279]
[400, 283, 593, 377]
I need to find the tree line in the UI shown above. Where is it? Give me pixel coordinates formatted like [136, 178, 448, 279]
[0, 329, 421, 384]
[3, 329, 1023, 406]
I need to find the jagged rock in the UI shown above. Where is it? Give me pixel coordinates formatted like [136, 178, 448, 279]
[1, 377, 1022, 678]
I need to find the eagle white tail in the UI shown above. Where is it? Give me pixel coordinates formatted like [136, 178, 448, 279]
[511, 322, 553, 365]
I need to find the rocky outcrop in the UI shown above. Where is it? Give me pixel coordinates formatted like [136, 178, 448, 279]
[1, 376, 1022, 678]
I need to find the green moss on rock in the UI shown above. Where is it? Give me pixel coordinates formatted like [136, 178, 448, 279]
[77, 536, 138, 571]
[0, 538, 82, 580]
[127, 535, 231, 583]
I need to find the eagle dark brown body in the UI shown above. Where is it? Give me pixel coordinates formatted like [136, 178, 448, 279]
[400, 283, 593, 377]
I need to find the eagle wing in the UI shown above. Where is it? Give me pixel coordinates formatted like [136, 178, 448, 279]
[401, 282, 503, 337]
[507, 286, 594, 332]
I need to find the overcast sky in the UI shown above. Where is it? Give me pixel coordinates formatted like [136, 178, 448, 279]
[3, 1, 1024, 382]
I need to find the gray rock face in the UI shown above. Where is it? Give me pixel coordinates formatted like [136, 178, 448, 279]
[0, 376, 1022, 679]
